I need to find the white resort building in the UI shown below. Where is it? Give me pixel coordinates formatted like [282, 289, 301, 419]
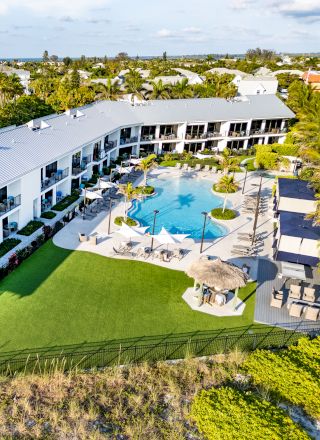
[0, 94, 294, 243]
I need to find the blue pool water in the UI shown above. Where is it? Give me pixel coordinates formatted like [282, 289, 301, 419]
[129, 175, 228, 240]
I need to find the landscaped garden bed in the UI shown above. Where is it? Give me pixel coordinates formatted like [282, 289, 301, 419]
[17, 220, 44, 236]
[211, 207, 237, 220]
[134, 185, 155, 196]
[0, 238, 21, 258]
[40, 211, 57, 219]
[114, 216, 138, 226]
[52, 191, 80, 211]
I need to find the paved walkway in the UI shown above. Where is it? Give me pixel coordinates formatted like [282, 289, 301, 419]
[53, 167, 275, 275]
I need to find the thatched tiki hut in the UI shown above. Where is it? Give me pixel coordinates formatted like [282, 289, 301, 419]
[186, 258, 248, 308]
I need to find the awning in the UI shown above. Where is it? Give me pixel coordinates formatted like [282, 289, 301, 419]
[279, 261, 306, 280]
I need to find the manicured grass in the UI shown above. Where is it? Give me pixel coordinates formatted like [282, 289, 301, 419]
[0, 241, 256, 352]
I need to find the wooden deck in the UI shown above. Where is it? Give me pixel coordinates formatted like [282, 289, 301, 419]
[254, 258, 320, 330]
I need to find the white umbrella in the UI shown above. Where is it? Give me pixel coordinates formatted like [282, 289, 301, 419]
[94, 179, 118, 190]
[130, 158, 142, 165]
[152, 227, 189, 248]
[116, 165, 133, 174]
[117, 223, 149, 242]
[81, 189, 103, 200]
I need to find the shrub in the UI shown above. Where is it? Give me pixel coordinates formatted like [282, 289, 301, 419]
[245, 158, 256, 171]
[191, 386, 309, 440]
[52, 191, 80, 211]
[135, 186, 155, 195]
[211, 208, 237, 220]
[0, 238, 21, 258]
[16, 245, 33, 262]
[271, 143, 299, 156]
[255, 145, 279, 170]
[114, 216, 137, 226]
[40, 211, 56, 219]
[17, 221, 44, 236]
[242, 337, 320, 419]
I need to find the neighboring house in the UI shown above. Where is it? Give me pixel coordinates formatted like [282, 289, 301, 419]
[92, 63, 105, 69]
[302, 71, 320, 92]
[254, 67, 272, 76]
[206, 67, 246, 77]
[271, 69, 303, 77]
[152, 75, 184, 85]
[0, 65, 30, 94]
[234, 75, 278, 96]
[67, 69, 92, 80]
[274, 178, 319, 267]
[0, 94, 294, 242]
[173, 68, 204, 85]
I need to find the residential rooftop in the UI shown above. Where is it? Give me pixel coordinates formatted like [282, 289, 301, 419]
[279, 211, 320, 240]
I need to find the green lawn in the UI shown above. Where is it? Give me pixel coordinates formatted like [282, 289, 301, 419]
[0, 241, 256, 352]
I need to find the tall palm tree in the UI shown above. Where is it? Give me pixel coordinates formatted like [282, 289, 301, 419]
[117, 182, 137, 221]
[171, 78, 193, 99]
[124, 70, 146, 103]
[136, 154, 157, 186]
[93, 78, 122, 101]
[145, 79, 171, 100]
[0, 73, 24, 106]
[215, 175, 238, 213]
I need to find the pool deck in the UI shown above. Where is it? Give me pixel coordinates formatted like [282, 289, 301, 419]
[53, 167, 275, 279]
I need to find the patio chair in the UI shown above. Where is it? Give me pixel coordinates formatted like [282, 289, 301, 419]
[289, 303, 304, 317]
[172, 248, 186, 260]
[194, 164, 201, 172]
[182, 163, 189, 171]
[79, 233, 88, 242]
[175, 162, 182, 170]
[289, 285, 301, 300]
[304, 306, 319, 321]
[270, 290, 283, 308]
[303, 287, 316, 303]
[203, 165, 210, 173]
[89, 235, 98, 245]
[211, 166, 217, 173]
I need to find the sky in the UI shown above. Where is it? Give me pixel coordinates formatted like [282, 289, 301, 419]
[0, 0, 319, 57]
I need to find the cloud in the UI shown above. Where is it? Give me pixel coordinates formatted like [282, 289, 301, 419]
[156, 27, 207, 42]
[231, 0, 255, 9]
[60, 16, 76, 22]
[86, 18, 111, 23]
[0, 0, 111, 17]
[273, 0, 320, 21]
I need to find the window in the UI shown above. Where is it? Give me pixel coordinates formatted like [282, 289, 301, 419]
[141, 126, 156, 137]
[0, 186, 7, 204]
[185, 125, 205, 138]
[229, 122, 248, 136]
[159, 125, 177, 137]
[45, 161, 57, 178]
[251, 120, 263, 133]
[227, 140, 245, 150]
[207, 122, 221, 135]
[265, 119, 282, 133]
[120, 127, 131, 140]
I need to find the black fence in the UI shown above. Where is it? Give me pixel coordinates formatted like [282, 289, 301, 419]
[0, 322, 319, 375]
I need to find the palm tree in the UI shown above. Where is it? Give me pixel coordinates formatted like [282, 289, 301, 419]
[171, 78, 193, 99]
[0, 73, 24, 106]
[145, 79, 171, 100]
[93, 78, 122, 101]
[117, 182, 137, 221]
[215, 175, 238, 213]
[219, 148, 237, 175]
[124, 70, 146, 103]
[136, 154, 157, 186]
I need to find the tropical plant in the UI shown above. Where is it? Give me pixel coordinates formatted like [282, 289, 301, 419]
[92, 78, 122, 101]
[171, 78, 193, 99]
[136, 154, 157, 186]
[219, 148, 237, 174]
[0, 73, 24, 106]
[124, 70, 146, 103]
[145, 79, 171, 100]
[214, 175, 238, 213]
[117, 182, 137, 221]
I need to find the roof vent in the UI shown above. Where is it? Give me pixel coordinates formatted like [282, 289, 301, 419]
[76, 110, 85, 118]
[27, 120, 41, 131]
[40, 120, 50, 129]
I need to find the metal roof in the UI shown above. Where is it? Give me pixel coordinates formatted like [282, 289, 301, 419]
[279, 211, 320, 240]
[0, 95, 294, 187]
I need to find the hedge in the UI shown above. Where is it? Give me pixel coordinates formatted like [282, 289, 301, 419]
[191, 386, 308, 440]
[0, 238, 21, 258]
[211, 208, 236, 220]
[40, 211, 57, 219]
[114, 216, 137, 226]
[134, 186, 155, 195]
[17, 221, 44, 236]
[52, 192, 80, 212]
[242, 337, 320, 419]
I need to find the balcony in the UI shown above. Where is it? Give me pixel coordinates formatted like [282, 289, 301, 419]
[81, 154, 92, 166]
[120, 136, 138, 145]
[141, 134, 155, 142]
[227, 130, 250, 138]
[72, 163, 87, 176]
[249, 127, 288, 136]
[104, 140, 117, 151]
[203, 131, 222, 139]
[158, 133, 178, 141]
[0, 194, 21, 216]
[41, 168, 69, 191]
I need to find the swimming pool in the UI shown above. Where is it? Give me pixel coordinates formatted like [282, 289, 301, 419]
[129, 174, 228, 240]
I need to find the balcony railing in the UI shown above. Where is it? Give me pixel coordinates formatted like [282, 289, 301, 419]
[104, 140, 117, 151]
[72, 164, 86, 176]
[0, 194, 21, 216]
[204, 131, 222, 139]
[41, 168, 69, 191]
[120, 136, 138, 145]
[158, 133, 178, 141]
[141, 134, 156, 142]
[250, 128, 287, 136]
[81, 154, 92, 166]
[227, 130, 250, 138]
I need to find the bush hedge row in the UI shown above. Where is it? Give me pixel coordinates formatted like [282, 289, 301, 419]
[211, 208, 237, 220]
[17, 220, 44, 236]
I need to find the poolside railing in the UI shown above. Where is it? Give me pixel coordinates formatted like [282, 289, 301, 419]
[0, 321, 319, 375]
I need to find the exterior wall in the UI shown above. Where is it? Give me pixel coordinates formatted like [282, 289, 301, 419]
[20, 169, 41, 226]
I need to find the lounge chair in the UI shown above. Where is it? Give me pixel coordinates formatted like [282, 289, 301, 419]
[304, 306, 319, 321]
[78, 233, 88, 242]
[172, 248, 186, 260]
[303, 287, 316, 303]
[289, 303, 304, 317]
[211, 166, 217, 173]
[89, 235, 98, 245]
[289, 285, 301, 300]
[194, 164, 201, 171]
[175, 162, 182, 170]
[270, 290, 283, 308]
[203, 165, 210, 173]
[182, 163, 189, 171]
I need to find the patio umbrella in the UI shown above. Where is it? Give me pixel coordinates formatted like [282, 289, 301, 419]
[186, 258, 248, 309]
[117, 222, 149, 242]
[81, 189, 103, 201]
[151, 227, 189, 249]
[116, 165, 133, 174]
[94, 179, 118, 190]
[130, 158, 142, 165]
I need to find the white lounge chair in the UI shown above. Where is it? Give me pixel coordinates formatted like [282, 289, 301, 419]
[303, 287, 316, 303]
[304, 306, 319, 321]
[78, 233, 88, 242]
[175, 162, 182, 169]
[194, 164, 201, 171]
[289, 303, 303, 317]
[203, 165, 210, 173]
[182, 163, 189, 171]
[289, 285, 301, 300]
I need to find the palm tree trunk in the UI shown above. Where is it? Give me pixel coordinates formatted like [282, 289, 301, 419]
[124, 197, 128, 221]
[144, 170, 147, 186]
[223, 195, 227, 213]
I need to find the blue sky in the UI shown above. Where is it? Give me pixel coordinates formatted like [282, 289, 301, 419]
[0, 0, 319, 57]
